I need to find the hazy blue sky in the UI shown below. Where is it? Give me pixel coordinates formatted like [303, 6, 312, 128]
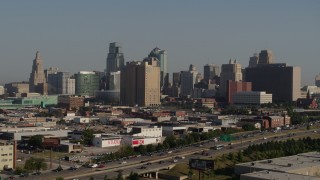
[0, 1, 319, 86]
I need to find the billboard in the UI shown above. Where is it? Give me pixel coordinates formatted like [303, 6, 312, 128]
[189, 159, 214, 170]
[132, 139, 144, 145]
[107, 139, 121, 145]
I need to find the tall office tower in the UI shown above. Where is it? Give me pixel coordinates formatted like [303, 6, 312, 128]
[66, 78, 75, 95]
[172, 72, 181, 86]
[248, 53, 259, 67]
[0, 85, 5, 95]
[120, 58, 160, 107]
[204, 64, 220, 83]
[258, 50, 274, 65]
[44, 67, 59, 82]
[220, 59, 243, 98]
[29, 51, 47, 94]
[75, 71, 100, 96]
[180, 64, 198, 97]
[47, 72, 75, 95]
[106, 42, 125, 74]
[148, 47, 169, 90]
[109, 71, 121, 90]
[315, 73, 320, 87]
[245, 64, 301, 102]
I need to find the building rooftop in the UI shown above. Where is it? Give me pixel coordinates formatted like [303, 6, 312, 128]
[242, 170, 320, 180]
[237, 152, 320, 173]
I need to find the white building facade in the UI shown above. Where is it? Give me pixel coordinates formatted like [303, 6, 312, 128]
[0, 142, 14, 169]
[131, 126, 162, 137]
[92, 134, 122, 148]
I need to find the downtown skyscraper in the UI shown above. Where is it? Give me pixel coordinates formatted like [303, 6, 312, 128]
[29, 51, 47, 94]
[148, 47, 168, 90]
[106, 42, 125, 74]
[220, 59, 243, 98]
[120, 58, 160, 107]
[203, 64, 220, 84]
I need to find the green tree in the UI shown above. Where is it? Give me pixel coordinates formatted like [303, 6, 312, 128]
[116, 170, 124, 180]
[15, 166, 27, 175]
[24, 157, 47, 172]
[82, 128, 95, 145]
[163, 135, 177, 148]
[104, 175, 109, 180]
[242, 124, 257, 131]
[137, 145, 147, 155]
[146, 144, 155, 152]
[128, 171, 140, 180]
[56, 177, 64, 180]
[228, 152, 237, 163]
[28, 135, 44, 149]
[237, 150, 244, 162]
[89, 177, 94, 180]
[188, 169, 194, 180]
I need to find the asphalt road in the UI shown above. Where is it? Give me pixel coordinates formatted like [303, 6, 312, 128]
[10, 127, 320, 180]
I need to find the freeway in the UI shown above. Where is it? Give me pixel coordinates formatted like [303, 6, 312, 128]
[18, 127, 319, 180]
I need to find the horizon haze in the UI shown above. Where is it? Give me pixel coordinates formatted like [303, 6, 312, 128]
[0, 1, 319, 86]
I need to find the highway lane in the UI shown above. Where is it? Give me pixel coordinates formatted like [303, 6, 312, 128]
[64, 128, 319, 180]
[17, 127, 319, 180]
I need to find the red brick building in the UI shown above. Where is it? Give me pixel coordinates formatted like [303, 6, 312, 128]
[227, 80, 252, 104]
[241, 115, 291, 129]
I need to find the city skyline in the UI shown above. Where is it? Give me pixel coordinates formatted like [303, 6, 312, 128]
[0, 1, 319, 85]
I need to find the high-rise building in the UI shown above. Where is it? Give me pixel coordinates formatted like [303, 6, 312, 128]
[44, 67, 59, 82]
[66, 78, 75, 95]
[172, 72, 181, 86]
[220, 59, 243, 98]
[245, 64, 301, 102]
[47, 72, 75, 95]
[29, 51, 47, 94]
[75, 71, 100, 96]
[226, 80, 252, 104]
[120, 58, 160, 107]
[180, 64, 198, 97]
[106, 42, 125, 74]
[148, 47, 169, 90]
[315, 73, 320, 87]
[109, 71, 121, 91]
[258, 50, 274, 65]
[248, 53, 259, 67]
[204, 64, 220, 83]
[4, 82, 29, 95]
[0, 86, 4, 95]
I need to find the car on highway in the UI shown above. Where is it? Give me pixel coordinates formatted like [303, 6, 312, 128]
[96, 164, 104, 168]
[90, 164, 98, 168]
[140, 166, 147, 169]
[19, 173, 29, 177]
[69, 164, 80, 170]
[120, 161, 127, 164]
[32, 172, 41, 175]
